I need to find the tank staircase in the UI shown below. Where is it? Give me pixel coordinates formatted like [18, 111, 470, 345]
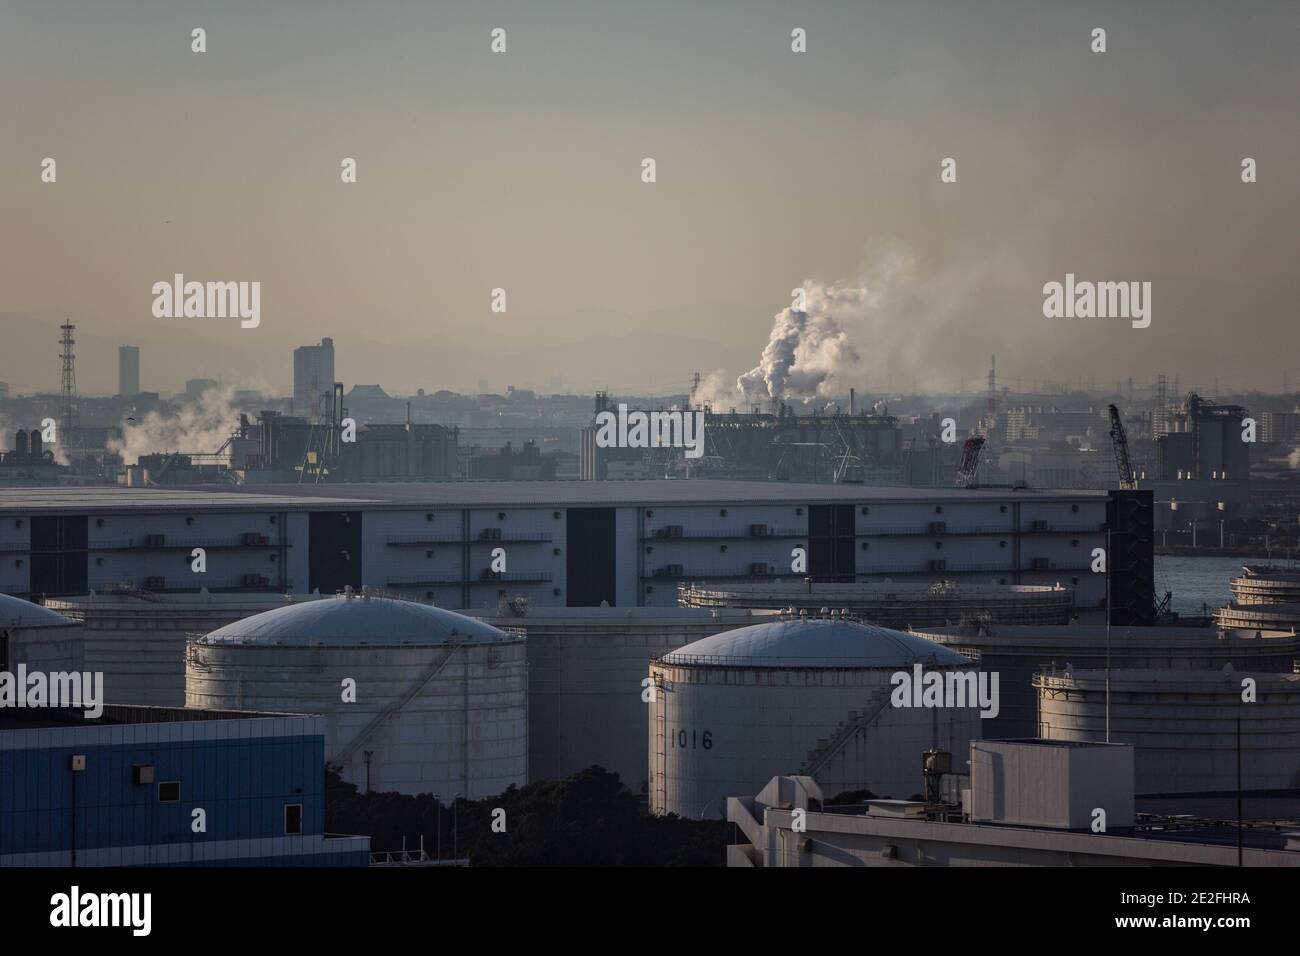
[797, 686, 893, 779]
[651, 671, 669, 814]
[327, 634, 467, 773]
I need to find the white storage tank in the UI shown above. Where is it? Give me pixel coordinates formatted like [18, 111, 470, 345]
[1228, 565, 1300, 605]
[186, 590, 527, 797]
[914, 623, 1300, 739]
[1035, 667, 1300, 794]
[48, 590, 328, 707]
[0, 592, 84, 673]
[465, 605, 775, 790]
[648, 614, 984, 819]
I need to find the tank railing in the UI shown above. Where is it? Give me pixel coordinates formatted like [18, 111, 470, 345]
[71, 537, 294, 552]
[107, 578, 295, 593]
[856, 523, 1105, 538]
[654, 652, 970, 669]
[370, 848, 429, 865]
[640, 527, 807, 541]
[681, 583, 1071, 599]
[386, 572, 553, 586]
[862, 563, 1094, 575]
[386, 532, 553, 545]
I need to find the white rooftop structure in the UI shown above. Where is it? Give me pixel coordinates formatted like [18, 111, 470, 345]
[0, 592, 76, 629]
[659, 617, 972, 669]
[198, 592, 512, 647]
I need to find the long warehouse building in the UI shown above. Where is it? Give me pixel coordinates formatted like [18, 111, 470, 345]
[0, 481, 1145, 616]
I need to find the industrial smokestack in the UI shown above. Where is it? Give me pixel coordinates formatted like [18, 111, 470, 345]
[850, 387, 855, 415]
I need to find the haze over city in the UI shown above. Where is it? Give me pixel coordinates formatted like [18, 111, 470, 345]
[2, 0, 1297, 397]
[3, 0, 1300, 917]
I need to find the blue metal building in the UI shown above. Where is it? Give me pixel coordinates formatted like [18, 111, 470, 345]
[0, 704, 369, 866]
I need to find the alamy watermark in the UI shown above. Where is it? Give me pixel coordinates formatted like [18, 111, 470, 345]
[0, 666, 104, 718]
[152, 273, 261, 329]
[50, 886, 151, 936]
[1042, 273, 1150, 329]
[890, 664, 999, 719]
[594, 403, 705, 459]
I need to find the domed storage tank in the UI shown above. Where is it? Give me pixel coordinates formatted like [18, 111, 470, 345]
[648, 615, 984, 819]
[186, 591, 527, 797]
[1036, 667, 1300, 794]
[0, 592, 84, 673]
[48, 591, 330, 707]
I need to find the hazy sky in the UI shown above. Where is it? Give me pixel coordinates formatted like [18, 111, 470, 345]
[2, 0, 1297, 397]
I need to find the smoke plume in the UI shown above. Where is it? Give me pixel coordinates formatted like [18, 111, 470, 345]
[109, 386, 240, 464]
[696, 248, 918, 410]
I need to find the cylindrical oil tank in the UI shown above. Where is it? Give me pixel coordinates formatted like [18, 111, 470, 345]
[648, 615, 984, 819]
[48, 591, 330, 707]
[914, 623, 1300, 739]
[1228, 566, 1300, 606]
[1214, 603, 1300, 631]
[465, 606, 776, 790]
[185, 592, 527, 797]
[1035, 667, 1300, 794]
[679, 581, 1076, 627]
[13, 430, 29, 461]
[0, 592, 84, 673]
[29, 429, 43, 462]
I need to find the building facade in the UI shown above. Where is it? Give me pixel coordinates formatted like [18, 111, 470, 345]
[292, 337, 335, 418]
[118, 346, 140, 397]
[0, 705, 369, 866]
[0, 481, 1127, 614]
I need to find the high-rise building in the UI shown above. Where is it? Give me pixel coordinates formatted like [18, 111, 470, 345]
[292, 337, 334, 418]
[185, 378, 220, 399]
[118, 345, 140, 396]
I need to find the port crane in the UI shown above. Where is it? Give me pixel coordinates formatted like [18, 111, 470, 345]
[1107, 403, 1137, 490]
[1108, 402, 1173, 617]
[955, 435, 985, 488]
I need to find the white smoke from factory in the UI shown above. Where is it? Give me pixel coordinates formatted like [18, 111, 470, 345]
[695, 248, 917, 410]
[109, 386, 240, 465]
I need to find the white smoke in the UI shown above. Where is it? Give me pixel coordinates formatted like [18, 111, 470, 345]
[1289, 447, 1300, 469]
[696, 248, 917, 410]
[109, 386, 240, 464]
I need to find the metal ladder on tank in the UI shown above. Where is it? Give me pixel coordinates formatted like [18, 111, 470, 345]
[798, 685, 894, 779]
[652, 673, 668, 814]
[327, 634, 467, 773]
